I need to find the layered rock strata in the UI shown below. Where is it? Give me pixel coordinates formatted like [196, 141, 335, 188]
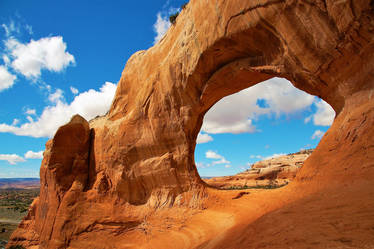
[205, 150, 313, 188]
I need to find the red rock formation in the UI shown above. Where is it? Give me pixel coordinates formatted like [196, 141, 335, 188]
[205, 150, 313, 189]
[8, 0, 374, 248]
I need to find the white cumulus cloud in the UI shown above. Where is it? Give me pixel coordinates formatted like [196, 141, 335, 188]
[24, 150, 43, 159]
[5, 36, 75, 79]
[311, 100, 335, 126]
[48, 89, 64, 103]
[0, 81, 117, 138]
[201, 78, 315, 135]
[0, 65, 17, 91]
[205, 150, 222, 159]
[311, 130, 325, 140]
[203, 119, 256, 134]
[196, 133, 213, 144]
[205, 150, 230, 165]
[153, 13, 171, 44]
[0, 154, 25, 165]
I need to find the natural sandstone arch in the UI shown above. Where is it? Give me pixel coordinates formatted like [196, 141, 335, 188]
[8, 0, 374, 248]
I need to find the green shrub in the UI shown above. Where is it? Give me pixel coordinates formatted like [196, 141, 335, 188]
[169, 12, 179, 24]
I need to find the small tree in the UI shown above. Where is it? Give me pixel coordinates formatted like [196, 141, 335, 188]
[181, 2, 188, 9]
[169, 12, 179, 24]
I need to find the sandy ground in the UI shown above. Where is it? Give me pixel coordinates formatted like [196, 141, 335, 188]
[0, 220, 19, 225]
[12, 182, 374, 249]
[118, 182, 374, 249]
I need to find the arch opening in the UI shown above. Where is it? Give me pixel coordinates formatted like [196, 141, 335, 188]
[193, 77, 335, 188]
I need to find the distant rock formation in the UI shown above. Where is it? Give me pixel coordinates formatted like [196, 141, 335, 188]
[205, 149, 314, 189]
[8, 0, 374, 248]
[0, 179, 40, 190]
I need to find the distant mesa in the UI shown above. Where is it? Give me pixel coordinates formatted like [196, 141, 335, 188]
[205, 149, 314, 189]
[0, 178, 40, 190]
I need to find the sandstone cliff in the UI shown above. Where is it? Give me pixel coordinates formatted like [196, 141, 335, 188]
[205, 149, 313, 189]
[8, 0, 374, 248]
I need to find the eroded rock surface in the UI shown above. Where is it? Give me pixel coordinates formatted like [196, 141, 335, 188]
[8, 0, 374, 248]
[205, 150, 313, 189]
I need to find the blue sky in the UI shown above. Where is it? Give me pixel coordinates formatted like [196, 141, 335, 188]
[195, 78, 334, 176]
[0, 0, 335, 178]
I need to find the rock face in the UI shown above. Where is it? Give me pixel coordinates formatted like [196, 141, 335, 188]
[8, 0, 374, 248]
[205, 150, 313, 189]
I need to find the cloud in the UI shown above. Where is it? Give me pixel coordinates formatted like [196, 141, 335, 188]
[205, 150, 222, 159]
[26, 116, 33, 122]
[212, 158, 230, 165]
[205, 150, 230, 165]
[224, 165, 231, 168]
[250, 153, 285, 161]
[202, 119, 256, 134]
[1, 21, 19, 37]
[25, 24, 33, 35]
[24, 150, 43, 159]
[196, 162, 209, 169]
[0, 154, 25, 165]
[311, 100, 335, 126]
[263, 153, 285, 160]
[311, 130, 325, 140]
[304, 116, 312, 124]
[167, 7, 181, 15]
[5, 36, 75, 79]
[201, 78, 315, 135]
[12, 119, 19, 126]
[25, 108, 36, 115]
[250, 155, 263, 159]
[196, 133, 213, 144]
[0, 65, 17, 91]
[300, 144, 313, 151]
[2, 24, 11, 37]
[3, 55, 10, 65]
[70, 86, 79, 95]
[48, 89, 64, 103]
[0, 81, 117, 138]
[153, 13, 171, 44]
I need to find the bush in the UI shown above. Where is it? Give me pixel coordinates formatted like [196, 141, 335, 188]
[9, 245, 26, 249]
[222, 182, 288, 190]
[169, 12, 179, 24]
[181, 2, 188, 9]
